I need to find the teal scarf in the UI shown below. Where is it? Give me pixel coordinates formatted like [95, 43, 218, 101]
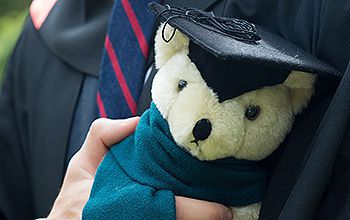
[83, 103, 267, 219]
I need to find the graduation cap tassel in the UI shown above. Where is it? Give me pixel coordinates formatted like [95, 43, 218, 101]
[156, 4, 261, 44]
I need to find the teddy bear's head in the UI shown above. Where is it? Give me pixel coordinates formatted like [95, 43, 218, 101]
[152, 24, 316, 161]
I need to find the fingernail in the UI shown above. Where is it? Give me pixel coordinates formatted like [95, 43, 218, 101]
[224, 209, 233, 220]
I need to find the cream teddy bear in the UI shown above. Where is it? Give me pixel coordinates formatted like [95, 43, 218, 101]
[83, 22, 315, 220]
[152, 24, 315, 219]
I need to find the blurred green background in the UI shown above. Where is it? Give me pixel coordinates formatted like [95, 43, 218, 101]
[0, 0, 29, 84]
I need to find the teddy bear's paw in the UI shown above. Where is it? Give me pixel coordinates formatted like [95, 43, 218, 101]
[230, 202, 261, 220]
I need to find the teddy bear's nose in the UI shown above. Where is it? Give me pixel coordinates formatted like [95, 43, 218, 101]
[192, 119, 212, 141]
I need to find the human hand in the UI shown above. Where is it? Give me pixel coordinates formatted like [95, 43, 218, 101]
[47, 117, 140, 219]
[47, 117, 232, 220]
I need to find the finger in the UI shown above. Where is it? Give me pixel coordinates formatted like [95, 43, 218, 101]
[79, 117, 140, 170]
[176, 196, 233, 220]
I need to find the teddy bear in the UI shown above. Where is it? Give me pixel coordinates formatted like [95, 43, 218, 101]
[151, 23, 315, 219]
[82, 14, 316, 219]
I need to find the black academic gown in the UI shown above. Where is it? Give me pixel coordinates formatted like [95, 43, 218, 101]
[0, 0, 349, 219]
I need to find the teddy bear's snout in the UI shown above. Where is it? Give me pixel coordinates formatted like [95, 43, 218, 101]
[191, 119, 212, 144]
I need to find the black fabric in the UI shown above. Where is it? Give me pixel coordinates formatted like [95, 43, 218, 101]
[65, 75, 98, 167]
[259, 94, 333, 219]
[0, 20, 84, 218]
[222, 0, 350, 74]
[137, 65, 156, 115]
[317, 124, 350, 219]
[0, 22, 34, 220]
[188, 41, 290, 101]
[277, 62, 350, 220]
[39, 0, 113, 76]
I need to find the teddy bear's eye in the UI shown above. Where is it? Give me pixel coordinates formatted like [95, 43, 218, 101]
[178, 79, 188, 91]
[245, 105, 260, 121]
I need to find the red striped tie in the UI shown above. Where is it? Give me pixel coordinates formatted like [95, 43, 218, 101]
[97, 0, 160, 118]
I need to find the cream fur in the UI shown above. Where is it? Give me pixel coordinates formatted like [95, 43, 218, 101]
[151, 24, 316, 219]
[154, 23, 189, 69]
[152, 54, 315, 161]
[283, 71, 316, 114]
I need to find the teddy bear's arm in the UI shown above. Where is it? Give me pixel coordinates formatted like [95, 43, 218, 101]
[230, 202, 261, 220]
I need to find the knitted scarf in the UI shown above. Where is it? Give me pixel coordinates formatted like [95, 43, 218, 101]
[83, 103, 267, 219]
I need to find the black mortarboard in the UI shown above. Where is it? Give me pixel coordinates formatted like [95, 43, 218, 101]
[149, 2, 341, 100]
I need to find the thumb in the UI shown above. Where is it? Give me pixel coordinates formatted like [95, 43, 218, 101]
[78, 117, 140, 173]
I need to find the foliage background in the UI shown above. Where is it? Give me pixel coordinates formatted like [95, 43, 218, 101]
[0, 0, 29, 84]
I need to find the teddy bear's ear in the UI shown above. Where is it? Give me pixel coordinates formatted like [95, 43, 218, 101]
[154, 23, 190, 69]
[283, 71, 316, 114]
